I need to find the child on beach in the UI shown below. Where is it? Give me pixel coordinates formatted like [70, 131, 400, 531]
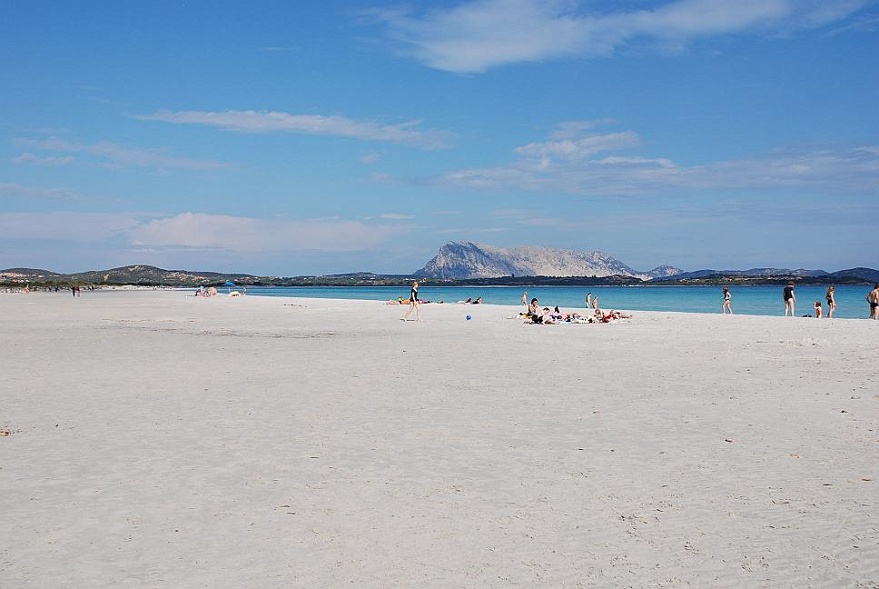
[814, 301, 822, 318]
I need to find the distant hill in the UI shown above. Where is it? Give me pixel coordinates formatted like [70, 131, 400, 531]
[66, 265, 260, 286]
[415, 241, 681, 280]
[0, 265, 258, 287]
[0, 265, 410, 288]
[656, 266, 879, 284]
[0, 268, 61, 279]
[659, 268, 828, 280]
[831, 267, 879, 283]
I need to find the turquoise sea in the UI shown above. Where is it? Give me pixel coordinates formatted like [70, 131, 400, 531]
[244, 284, 874, 320]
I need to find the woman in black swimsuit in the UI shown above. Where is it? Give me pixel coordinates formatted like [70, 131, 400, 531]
[825, 286, 836, 318]
[783, 282, 796, 317]
[402, 281, 421, 321]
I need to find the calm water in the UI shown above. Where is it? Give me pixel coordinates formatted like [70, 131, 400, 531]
[244, 284, 873, 319]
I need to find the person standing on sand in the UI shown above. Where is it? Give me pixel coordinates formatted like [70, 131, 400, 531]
[867, 284, 879, 320]
[586, 293, 593, 309]
[722, 287, 733, 315]
[522, 291, 528, 310]
[402, 281, 421, 321]
[825, 285, 836, 318]
[783, 282, 796, 316]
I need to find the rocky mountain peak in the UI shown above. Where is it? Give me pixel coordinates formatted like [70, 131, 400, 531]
[415, 241, 680, 280]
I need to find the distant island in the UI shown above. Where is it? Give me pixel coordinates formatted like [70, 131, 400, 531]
[2, 241, 877, 288]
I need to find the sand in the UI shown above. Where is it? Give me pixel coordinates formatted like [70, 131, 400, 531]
[1, 290, 877, 588]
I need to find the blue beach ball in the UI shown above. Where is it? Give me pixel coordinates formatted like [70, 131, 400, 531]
[466, 315, 472, 320]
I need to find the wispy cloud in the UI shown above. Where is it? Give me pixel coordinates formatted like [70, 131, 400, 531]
[0, 211, 409, 254]
[371, 0, 872, 73]
[379, 213, 415, 220]
[128, 213, 407, 253]
[0, 212, 144, 241]
[15, 137, 231, 171]
[12, 153, 75, 166]
[514, 130, 641, 164]
[361, 151, 383, 164]
[430, 121, 879, 196]
[0, 183, 89, 202]
[135, 110, 455, 150]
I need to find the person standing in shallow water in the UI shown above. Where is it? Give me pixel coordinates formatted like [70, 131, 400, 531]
[825, 285, 836, 318]
[402, 281, 421, 321]
[783, 282, 796, 316]
[721, 287, 733, 315]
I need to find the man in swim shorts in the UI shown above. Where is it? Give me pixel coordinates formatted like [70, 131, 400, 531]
[867, 283, 879, 320]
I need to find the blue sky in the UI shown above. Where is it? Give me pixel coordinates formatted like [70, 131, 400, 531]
[2, 0, 877, 275]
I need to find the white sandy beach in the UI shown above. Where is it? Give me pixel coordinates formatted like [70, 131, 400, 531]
[1, 290, 877, 588]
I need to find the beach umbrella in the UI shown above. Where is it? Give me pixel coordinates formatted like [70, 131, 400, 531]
[224, 280, 235, 294]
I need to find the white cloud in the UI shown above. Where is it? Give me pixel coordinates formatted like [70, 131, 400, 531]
[514, 131, 641, 162]
[373, 0, 594, 73]
[609, 0, 792, 39]
[372, 0, 871, 73]
[432, 121, 879, 195]
[128, 213, 406, 253]
[135, 110, 455, 150]
[693, 144, 879, 192]
[15, 137, 231, 170]
[549, 119, 618, 140]
[379, 213, 415, 220]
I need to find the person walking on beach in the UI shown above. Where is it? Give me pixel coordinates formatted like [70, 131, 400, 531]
[586, 292, 593, 309]
[522, 291, 528, 311]
[402, 281, 421, 321]
[867, 284, 879, 320]
[825, 286, 836, 318]
[783, 282, 796, 316]
[722, 287, 733, 315]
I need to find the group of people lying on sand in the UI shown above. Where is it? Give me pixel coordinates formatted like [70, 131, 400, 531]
[385, 297, 439, 305]
[522, 297, 631, 324]
[386, 294, 484, 305]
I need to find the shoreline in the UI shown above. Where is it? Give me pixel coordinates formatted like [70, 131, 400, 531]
[2, 290, 877, 587]
[5, 284, 875, 320]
